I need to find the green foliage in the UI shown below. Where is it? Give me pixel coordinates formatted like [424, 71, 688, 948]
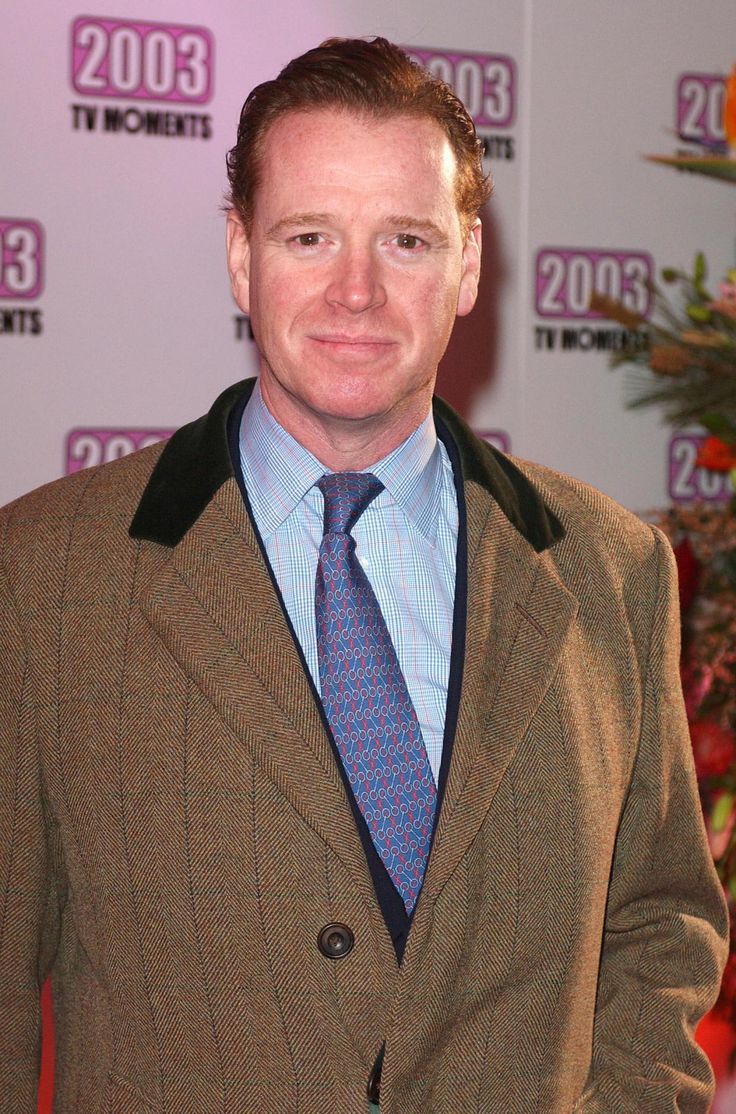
[602, 254, 736, 434]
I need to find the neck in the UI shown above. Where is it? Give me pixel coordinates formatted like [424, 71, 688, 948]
[258, 379, 433, 471]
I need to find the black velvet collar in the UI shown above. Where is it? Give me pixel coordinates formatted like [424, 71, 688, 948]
[129, 378, 564, 552]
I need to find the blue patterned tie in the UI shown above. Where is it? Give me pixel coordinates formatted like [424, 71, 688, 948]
[315, 472, 437, 913]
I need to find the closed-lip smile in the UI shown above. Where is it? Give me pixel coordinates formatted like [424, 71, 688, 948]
[310, 333, 395, 345]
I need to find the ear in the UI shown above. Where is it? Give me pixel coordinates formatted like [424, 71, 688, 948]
[226, 209, 251, 314]
[456, 220, 482, 318]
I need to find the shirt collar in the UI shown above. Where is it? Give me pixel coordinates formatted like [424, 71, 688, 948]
[240, 380, 444, 543]
[369, 412, 444, 544]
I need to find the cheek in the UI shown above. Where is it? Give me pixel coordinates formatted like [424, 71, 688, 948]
[249, 277, 294, 340]
[256, 269, 322, 325]
[390, 273, 435, 316]
[409, 277, 461, 332]
[250, 280, 319, 368]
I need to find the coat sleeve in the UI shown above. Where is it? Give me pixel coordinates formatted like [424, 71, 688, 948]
[0, 552, 62, 1111]
[576, 527, 729, 1112]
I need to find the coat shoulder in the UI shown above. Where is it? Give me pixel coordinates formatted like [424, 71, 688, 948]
[504, 456, 678, 653]
[0, 442, 166, 593]
[1, 440, 165, 524]
[502, 458, 681, 699]
[510, 455, 666, 570]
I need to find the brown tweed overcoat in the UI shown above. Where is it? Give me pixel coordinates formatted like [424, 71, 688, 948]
[0, 380, 728, 1113]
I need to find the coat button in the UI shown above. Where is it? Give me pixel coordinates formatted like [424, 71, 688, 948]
[317, 923, 354, 959]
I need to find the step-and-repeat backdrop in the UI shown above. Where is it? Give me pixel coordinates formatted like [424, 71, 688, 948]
[4, 4, 736, 1111]
[3, 1, 735, 515]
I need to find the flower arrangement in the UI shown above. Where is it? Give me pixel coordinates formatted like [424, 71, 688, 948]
[591, 255, 736, 474]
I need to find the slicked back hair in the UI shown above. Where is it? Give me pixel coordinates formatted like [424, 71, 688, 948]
[225, 37, 492, 235]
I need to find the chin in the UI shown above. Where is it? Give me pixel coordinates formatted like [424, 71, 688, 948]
[301, 376, 390, 415]
[313, 398, 392, 426]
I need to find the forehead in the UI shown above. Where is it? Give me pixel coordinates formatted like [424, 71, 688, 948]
[254, 107, 459, 219]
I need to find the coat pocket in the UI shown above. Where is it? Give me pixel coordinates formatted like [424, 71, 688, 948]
[107, 1073, 159, 1113]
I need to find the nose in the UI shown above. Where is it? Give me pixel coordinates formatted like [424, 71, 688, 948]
[325, 245, 386, 313]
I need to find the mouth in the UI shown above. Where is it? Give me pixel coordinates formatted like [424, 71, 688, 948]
[308, 334, 396, 355]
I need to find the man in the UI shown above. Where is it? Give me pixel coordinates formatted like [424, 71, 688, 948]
[0, 37, 728, 1114]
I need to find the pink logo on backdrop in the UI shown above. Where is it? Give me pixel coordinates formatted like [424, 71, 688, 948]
[66, 428, 173, 474]
[676, 74, 726, 146]
[476, 430, 511, 454]
[669, 433, 733, 504]
[71, 17, 214, 104]
[534, 248, 653, 320]
[0, 220, 44, 300]
[405, 47, 516, 128]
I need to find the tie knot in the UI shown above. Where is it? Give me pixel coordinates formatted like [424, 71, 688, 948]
[318, 472, 384, 536]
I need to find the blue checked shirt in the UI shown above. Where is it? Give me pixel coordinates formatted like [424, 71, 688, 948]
[239, 382, 458, 784]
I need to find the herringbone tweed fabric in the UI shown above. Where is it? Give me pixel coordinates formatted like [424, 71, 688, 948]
[0, 386, 728, 1113]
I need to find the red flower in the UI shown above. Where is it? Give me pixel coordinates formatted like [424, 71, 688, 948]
[695, 436, 736, 472]
[672, 537, 701, 613]
[690, 719, 736, 779]
[681, 659, 713, 720]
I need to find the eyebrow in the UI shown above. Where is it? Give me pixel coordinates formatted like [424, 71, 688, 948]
[266, 213, 334, 237]
[265, 212, 449, 242]
[383, 215, 447, 241]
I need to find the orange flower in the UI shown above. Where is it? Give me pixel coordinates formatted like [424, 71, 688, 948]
[696, 435, 736, 472]
[725, 64, 736, 151]
[588, 291, 644, 330]
[648, 345, 688, 375]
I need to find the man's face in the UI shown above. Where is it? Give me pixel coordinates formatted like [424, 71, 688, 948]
[227, 107, 481, 458]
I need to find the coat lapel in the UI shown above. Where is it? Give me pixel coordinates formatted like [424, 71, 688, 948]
[136, 476, 375, 903]
[420, 479, 579, 907]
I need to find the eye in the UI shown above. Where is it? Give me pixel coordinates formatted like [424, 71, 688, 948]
[292, 232, 323, 247]
[393, 233, 424, 251]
